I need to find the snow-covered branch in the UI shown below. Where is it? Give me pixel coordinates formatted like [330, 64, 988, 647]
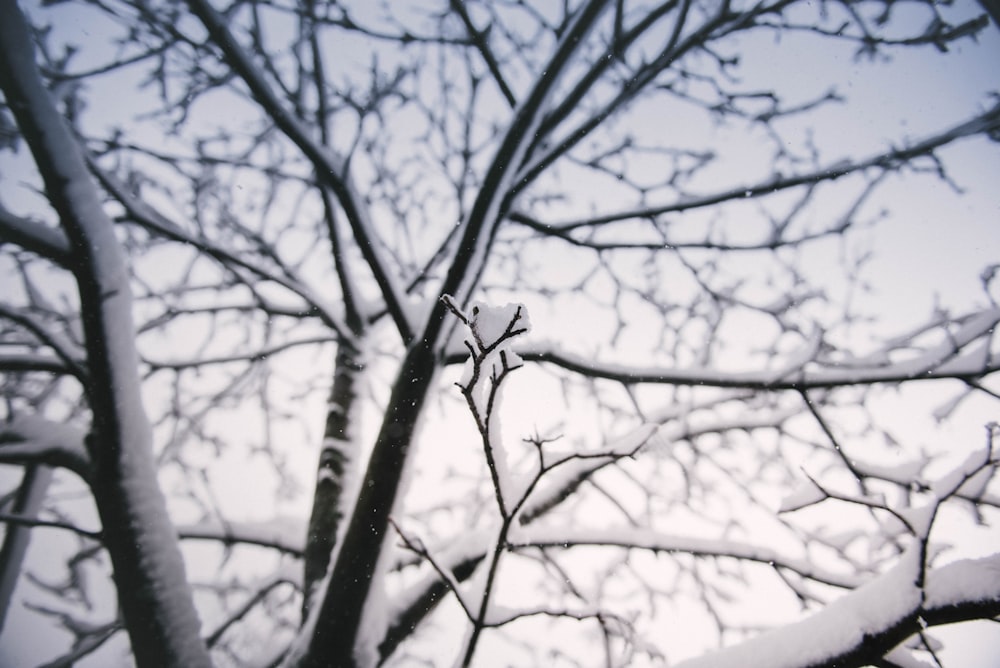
[0, 203, 71, 267]
[0, 415, 91, 482]
[519, 306, 1000, 390]
[508, 526, 862, 590]
[0, 4, 211, 664]
[0, 304, 88, 380]
[675, 550, 1000, 668]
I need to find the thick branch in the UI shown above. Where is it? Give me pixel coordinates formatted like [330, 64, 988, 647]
[0, 5, 210, 666]
[0, 415, 92, 482]
[301, 343, 364, 618]
[0, 203, 72, 267]
[0, 465, 53, 631]
[675, 552, 1000, 668]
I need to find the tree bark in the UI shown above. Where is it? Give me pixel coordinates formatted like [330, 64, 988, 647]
[302, 343, 364, 618]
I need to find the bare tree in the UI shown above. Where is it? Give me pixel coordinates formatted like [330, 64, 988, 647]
[1, 0, 999, 667]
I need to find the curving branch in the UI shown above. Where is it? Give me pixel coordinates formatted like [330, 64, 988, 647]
[516, 305, 1000, 390]
[0, 4, 211, 665]
[0, 203, 72, 267]
[675, 551, 1000, 668]
[0, 415, 91, 482]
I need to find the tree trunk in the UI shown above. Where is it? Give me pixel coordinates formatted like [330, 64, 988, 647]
[302, 343, 365, 618]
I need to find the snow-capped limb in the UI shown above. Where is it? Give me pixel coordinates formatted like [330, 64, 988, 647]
[310, 18, 625, 654]
[778, 476, 827, 513]
[0, 415, 92, 483]
[0, 202, 71, 267]
[302, 343, 366, 620]
[444, 296, 533, 518]
[389, 518, 479, 622]
[508, 525, 863, 590]
[378, 529, 492, 662]
[518, 306, 1000, 389]
[0, 5, 211, 666]
[184, 0, 413, 343]
[674, 550, 1000, 668]
[0, 303, 88, 381]
[929, 423, 998, 502]
[294, 337, 439, 666]
[443, 299, 537, 666]
[378, 398, 802, 661]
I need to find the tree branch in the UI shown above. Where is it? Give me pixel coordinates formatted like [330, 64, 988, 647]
[184, 0, 414, 343]
[0, 4, 211, 665]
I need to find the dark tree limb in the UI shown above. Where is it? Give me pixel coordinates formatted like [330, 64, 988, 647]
[0, 4, 211, 666]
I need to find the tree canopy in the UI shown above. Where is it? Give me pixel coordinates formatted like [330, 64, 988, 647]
[1, 0, 999, 666]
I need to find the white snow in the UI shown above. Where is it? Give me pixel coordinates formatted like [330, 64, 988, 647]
[0, 414, 89, 477]
[881, 646, 936, 668]
[513, 305, 1000, 388]
[675, 546, 924, 668]
[454, 301, 533, 513]
[470, 301, 532, 349]
[931, 447, 995, 500]
[778, 477, 826, 513]
[924, 553, 1000, 609]
[673, 549, 1000, 668]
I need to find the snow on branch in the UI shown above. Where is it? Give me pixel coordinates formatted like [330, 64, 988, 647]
[0, 202, 72, 267]
[674, 549, 1000, 668]
[508, 525, 862, 590]
[518, 305, 1000, 390]
[0, 414, 91, 482]
[0, 304, 88, 380]
[758, 424, 1000, 666]
[781, 423, 999, 529]
[443, 295, 532, 519]
[0, 3, 211, 663]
